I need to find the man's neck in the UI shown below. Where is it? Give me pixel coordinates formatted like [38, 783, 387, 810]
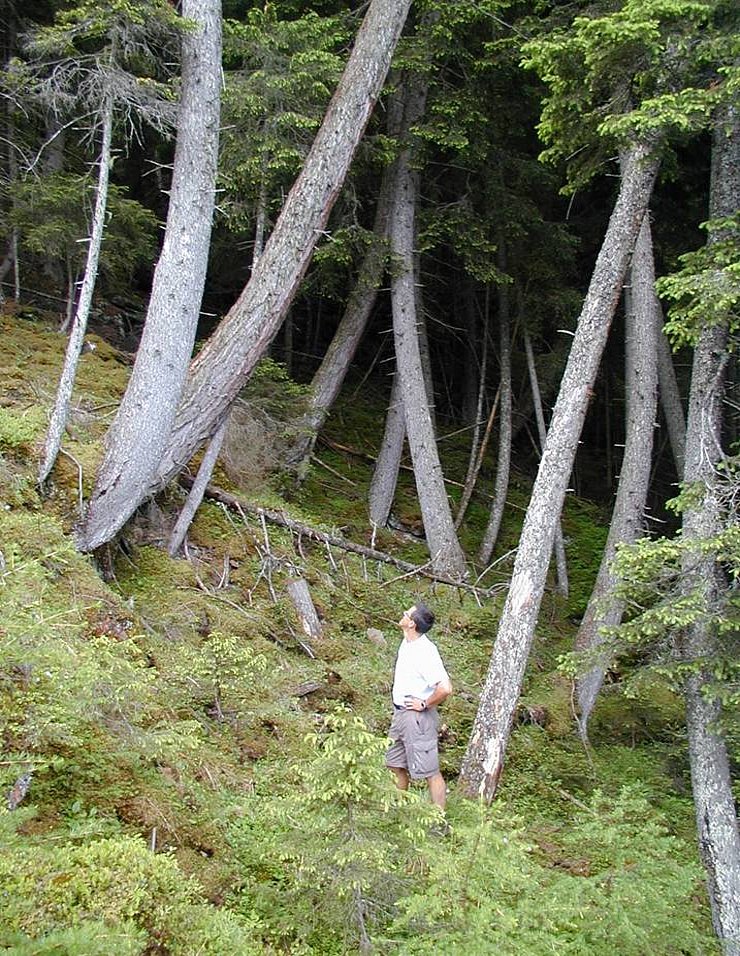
[403, 628, 422, 642]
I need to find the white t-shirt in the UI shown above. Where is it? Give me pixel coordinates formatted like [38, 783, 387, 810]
[392, 634, 449, 707]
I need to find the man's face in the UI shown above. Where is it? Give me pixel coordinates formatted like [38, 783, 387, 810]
[399, 605, 417, 630]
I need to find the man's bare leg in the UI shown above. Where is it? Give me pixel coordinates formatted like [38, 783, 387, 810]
[390, 767, 409, 791]
[427, 772, 446, 810]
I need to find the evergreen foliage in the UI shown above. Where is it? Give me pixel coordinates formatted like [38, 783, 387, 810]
[0, 0, 737, 947]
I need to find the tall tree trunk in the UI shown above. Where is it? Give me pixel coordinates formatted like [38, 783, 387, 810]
[368, 371, 406, 530]
[679, 103, 740, 954]
[574, 212, 659, 737]
[387, 98, 466, 578]
[77, 0, 412, 551]
[77, 0, 222, 548]
[458, 141, 661, 801]
[478, 244, 512, 565]
[523, 327, 568, 597]
[656, 318, 686, 476]
[39, 93, 114, 485]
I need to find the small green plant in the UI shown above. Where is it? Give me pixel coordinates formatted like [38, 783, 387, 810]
[231, 707, 438, 952]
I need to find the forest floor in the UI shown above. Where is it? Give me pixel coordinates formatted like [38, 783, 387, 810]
[0, 306, 720, 955]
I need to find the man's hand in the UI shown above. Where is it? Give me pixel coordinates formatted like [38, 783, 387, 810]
[403, 696, 426, 711]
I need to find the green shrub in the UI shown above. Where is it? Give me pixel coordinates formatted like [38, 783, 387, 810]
[0, 831, 258, 955]
[391, 787, 716, 955]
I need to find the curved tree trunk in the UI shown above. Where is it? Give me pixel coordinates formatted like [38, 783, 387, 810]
[39, 93, 114, 485]
[458, 141, 661, 801]
[679, 103, 740, 954]
[77, 0, 411, 551]
[574, 211, 659, 737]
[523, 328, 568, 597]
[77, 0, 222, 549]
[478, 244, 512, 565]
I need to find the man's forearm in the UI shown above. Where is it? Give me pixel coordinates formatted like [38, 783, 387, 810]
[425, 681, 452, 709]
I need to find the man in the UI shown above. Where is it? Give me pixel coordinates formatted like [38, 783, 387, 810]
[385, 602, 451, 809]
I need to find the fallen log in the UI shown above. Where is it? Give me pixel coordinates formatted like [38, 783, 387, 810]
[178, 476, 498, 597]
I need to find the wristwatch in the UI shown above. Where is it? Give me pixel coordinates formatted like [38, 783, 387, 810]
[420, 699, 427, 710]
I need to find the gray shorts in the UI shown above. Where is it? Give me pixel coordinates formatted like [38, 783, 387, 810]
[385, 707, 440, 779]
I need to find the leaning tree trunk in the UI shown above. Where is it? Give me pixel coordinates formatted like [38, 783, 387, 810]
[388, 129, 466, 577]
[574, 212, 659, 738]
[523, 328, 568, 597]
[110, 0, 410, 540]
[39, 92, 114, 485]
[679, 102, 740, 954]
[77, 0, 412, 551]
[77, 0, 222, 550]
[285, 178, 392, 475]
[458, 140, 661, 801]
[656, 317, 686, 476]
[478, 243, 512, 565]
[284, 78, 409, 475]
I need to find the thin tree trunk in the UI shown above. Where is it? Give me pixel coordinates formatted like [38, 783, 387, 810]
[77, 0, 412, 551]
[523, 328, 569, 597]
[168, 419, 227, 556]
[478, 244, 512, 565]
[77, 0, 222, 549]
[415, 250, 436, 432]
[284, 165, 394, 474]
[458, 141, 661, 801]
[461, 277, 481, 425]
[39, 94, 114, 485]
[455, 387, 500, 532]
[679, 102, 740, 954]
[368, 371, 406, 530]
[455, 288, 489, 530]
[656, 317, 686, 476]
[574, 212, 659, 737]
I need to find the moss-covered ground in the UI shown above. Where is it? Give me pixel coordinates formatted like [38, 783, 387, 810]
[0, 308, 718, 954]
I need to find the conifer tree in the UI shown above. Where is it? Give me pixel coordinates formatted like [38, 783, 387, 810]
[459, 0, 715, 801]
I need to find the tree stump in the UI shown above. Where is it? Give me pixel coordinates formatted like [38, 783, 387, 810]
[286, 578, 323, 640]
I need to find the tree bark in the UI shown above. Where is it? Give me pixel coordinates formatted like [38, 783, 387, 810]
[368, 371, 406, 530]
[656, 317, 686, 476]
[458, 140, 661, 801]
[168, 418, 227, 556]
[574, 212, 659, 737]
[455, 288, 490, 530]
[77, 0, 410, 551]
[151, 0, 408, 514]
[39, 93, 114, 485]
[523, 328, 569, 597]
[679, 102, 740, 954]
[389, 136, 466, 578]
[284, 163, 394, 474]
[77, 0, 222, 549]
[286, 578, 323, 640]
[478, 245, 512, 565]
